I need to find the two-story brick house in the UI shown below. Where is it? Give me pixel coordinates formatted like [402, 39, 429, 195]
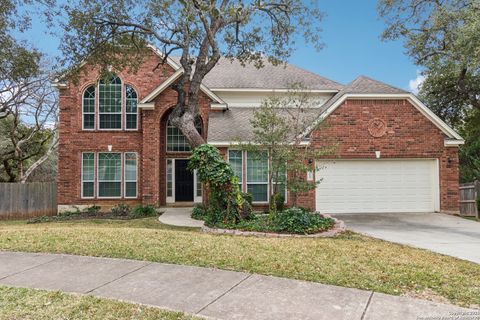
[55, 46, 464, 214]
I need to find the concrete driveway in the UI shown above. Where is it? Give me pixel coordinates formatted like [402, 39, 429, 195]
[332, 212, 480, 264]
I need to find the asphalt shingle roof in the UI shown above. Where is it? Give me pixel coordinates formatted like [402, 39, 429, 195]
[171, 57, 343, 91]
[207, 107, 323, 143]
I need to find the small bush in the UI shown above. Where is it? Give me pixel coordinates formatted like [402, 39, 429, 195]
[110, 204, 131, 217]
[191, 205, 207, 221]
[85, 205, 101, 216]
[130, 205, 157, 219]
[269, 193, 285, 213]
[274, 207, 334, 234]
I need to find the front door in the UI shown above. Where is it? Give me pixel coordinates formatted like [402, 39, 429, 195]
[175, 159, 194, 201]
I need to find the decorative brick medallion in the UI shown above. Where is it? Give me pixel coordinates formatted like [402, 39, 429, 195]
[368, 118, 387, 137]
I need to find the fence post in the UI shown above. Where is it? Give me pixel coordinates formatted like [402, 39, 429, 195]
[475, 180, 480, 219]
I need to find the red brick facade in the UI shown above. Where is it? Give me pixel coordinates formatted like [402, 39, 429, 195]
[296, 99, 459, 212]
[57, 56, 460, 213]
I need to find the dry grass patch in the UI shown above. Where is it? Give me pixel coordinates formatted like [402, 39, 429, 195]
[0, 217, 479, 308]
[0, 285, 199, 320]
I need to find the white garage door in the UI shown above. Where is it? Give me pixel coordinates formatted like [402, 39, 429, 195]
[316, 160, 439, 214]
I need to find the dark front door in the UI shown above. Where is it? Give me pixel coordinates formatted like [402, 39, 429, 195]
[175, 159, 194, 201]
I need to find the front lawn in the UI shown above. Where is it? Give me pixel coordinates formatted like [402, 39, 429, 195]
[0, 285, 199, 320]
[0, 217, 479, 308]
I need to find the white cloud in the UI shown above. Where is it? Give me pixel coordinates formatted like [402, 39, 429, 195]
[409, 71, 425, 94]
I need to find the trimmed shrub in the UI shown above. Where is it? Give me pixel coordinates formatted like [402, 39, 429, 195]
[130, 205, 157, 219]
[274, 207, 334, 234]
[191, 205, 207, 221]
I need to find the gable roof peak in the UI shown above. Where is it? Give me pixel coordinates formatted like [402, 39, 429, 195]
[344, 75, 408, 94]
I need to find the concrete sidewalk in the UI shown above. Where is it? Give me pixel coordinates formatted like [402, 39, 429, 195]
[0, 252, 475, 320]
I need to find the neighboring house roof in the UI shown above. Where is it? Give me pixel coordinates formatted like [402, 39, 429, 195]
[207, 107, 322, 144]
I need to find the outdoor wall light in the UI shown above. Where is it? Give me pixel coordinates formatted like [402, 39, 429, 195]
[375, 151, 381, 159]
[107, 145, 112, 152]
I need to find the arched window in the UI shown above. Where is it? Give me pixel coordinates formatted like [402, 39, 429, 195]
[125, 85, 138, 130]
[166, 118, 202, 152]
[99, 75, 122, 129]
[82, 86, 95, 130]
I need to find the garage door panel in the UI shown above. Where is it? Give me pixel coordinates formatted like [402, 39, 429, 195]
[316, 160, 438, 214]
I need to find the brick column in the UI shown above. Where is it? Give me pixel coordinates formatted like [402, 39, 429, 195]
[439, 147, 460, 213]
[141, 109, 161, 205]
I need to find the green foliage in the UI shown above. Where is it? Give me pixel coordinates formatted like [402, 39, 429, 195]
[27, 207, 83, 224]
[270, 193, 285, 213]
[213, 208, 335, 235]
[241, 192, 253, 206]
[188, 144, 250, 224]
[274, 207, 334, 234]
[191, 205, 207, 221]
[28, 204, 158, 224]
[85, 205, 101, 216]
[459, 110, 480, 182]
[110, 204, 131, 217]
[131, 205, 157, 219]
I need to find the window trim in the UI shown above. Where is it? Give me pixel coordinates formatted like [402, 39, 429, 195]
[81, 152, 95, 199]
[97, 152, 123, 199]
[124, 84, 138, 131]
[166, 159, 175, 203]
[229, 149, 287, 204]
[245, 150, 269, 204]
[97, 76, 123, 131]
[82, 85, 96, 131]
[124, 152, 138, 199]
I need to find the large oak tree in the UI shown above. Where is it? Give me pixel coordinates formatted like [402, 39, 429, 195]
[55, 0, 323, 148]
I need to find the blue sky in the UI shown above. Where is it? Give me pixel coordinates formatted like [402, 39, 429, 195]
[18, 0, 421, 92]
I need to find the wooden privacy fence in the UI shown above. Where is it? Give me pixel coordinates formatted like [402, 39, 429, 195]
[0, 182, 57, 220]
[459, 181, 479, 218]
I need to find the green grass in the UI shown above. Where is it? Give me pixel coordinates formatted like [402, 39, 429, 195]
[0, 217, 479, 308]
[0, 285, 199, 320]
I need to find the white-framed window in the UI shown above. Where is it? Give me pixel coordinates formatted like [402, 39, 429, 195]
[246, 150, 269, 203]
[124, 152, 137, 198]
[194, 169, 203, 203]
[98, 75, 122, 130]
[166, 118, 202, 152]
[166, 159, 174, 203]
[81, 152, 95, 198]
[82, 86, 95, 130]
[97, 153, 122, 198]
[228, 149, 287, 204]
[228, 149, 243, 190]
[125, 85, 138, 130]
